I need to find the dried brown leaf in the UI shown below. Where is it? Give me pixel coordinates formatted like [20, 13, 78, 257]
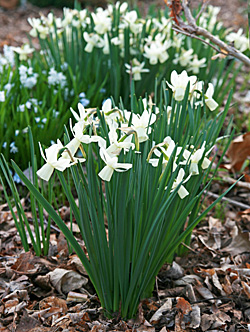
[189, 305, 201, 329]
[165, 0, 182, 24]
[195, 280, 216, 303]
[227, 132, 250, 171]
[48, 268, 88, 294]
[150, 298, 172, 324]
[16, 311, 40, 332]
[241, 281, 250, 299]
[222, 275, 233, 295]
[176, 297, 192, 315]
[222, 231, 250, 256]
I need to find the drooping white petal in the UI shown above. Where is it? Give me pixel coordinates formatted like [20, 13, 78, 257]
[98, 165, 114, 181]
[205, 98, 218, 111]
[37, 163, 54, 181]
[178, 185, 189, 199]
[202, 157, 211, 169]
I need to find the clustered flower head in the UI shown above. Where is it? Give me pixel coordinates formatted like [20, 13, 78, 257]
[19, 65, 38, 89]
[37, 70, 217, 199]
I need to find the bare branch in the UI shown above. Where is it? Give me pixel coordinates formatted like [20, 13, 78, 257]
[172, 25, 226, 55]
[195, 0, 210, 21]
[172, 0, 250, 67]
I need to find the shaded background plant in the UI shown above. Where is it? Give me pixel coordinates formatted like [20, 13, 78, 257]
[0, 2, 246, 170]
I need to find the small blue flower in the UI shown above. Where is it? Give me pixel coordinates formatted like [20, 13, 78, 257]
[35, 117, 40, 123]
[15, 130, 19, 136]
[13, 172, 21, 184]
[10, 141, 18, 154]
[80, 98, 90, 107]
[25, 101, 32, 109]
[100, 88, 106, 93]
[79, 92, 86, 99]
[2, 141, 7, 149]
[18, 104, 25, 112]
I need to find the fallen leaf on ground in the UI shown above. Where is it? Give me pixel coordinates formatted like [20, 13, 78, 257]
[222, 231, 250, 256]
[176, 297, 192, 315]
[226, 132, 250, 171]
[150, 298, 172, 323]
[16, 310, 40, 332]
[48, 268, 88, 294]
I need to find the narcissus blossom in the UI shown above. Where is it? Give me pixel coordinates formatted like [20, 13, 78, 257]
[144, 36, 171, 65]
[167, 70, 197, 101]
[182, 142, 211, 175]
[226, 28, 249, 53]
[169, 168, 191, 199]
[98, 147, 132, 181]
[127, 109, 157, 143]
[28, 18, 49, 39]
[173, 48, 194, 67]
[125, 58, 150, 81]
[12, 44, 35, 61]
[66, 121, 105, 157]
[37, 141, 71, 181]
[188, 55, 206, 74]
[106, 121, 134, 156]
[205, 83, 218, 111]
[83, 32, 104, 53]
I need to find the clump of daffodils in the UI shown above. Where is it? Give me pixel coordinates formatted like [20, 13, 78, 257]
[25, 2, 247, 82]
[37, 70, 218, 199]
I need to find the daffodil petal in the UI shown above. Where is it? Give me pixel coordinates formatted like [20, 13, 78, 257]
[37, 163, 54, 181]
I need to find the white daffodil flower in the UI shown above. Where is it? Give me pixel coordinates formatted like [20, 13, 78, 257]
[28, 18, 49, 39]
[144, 38, 171, 65]
[173, 48, 194, 67]
[205, 83, 218, 111]
[70, 103, 94, 126]
[168, 168, 191, 199]
[127, 109, 156, 143]
[182, 142, 211, 175]
[83, 32, 104, 53]
[226, 28, 249, 52]
[57, 139, 85, 164]
[125, 58, 150, 81]
[37, 140, 71, 181]
[11, 44, 35, 61]
[120, 10, 143, 34]
[168, 70, 197, 101]
[106, 121, 134, 156]
[92, 10, 112, 35]
[167, 70, 197, 101]
[188, 55, 206, 74]
[65, 121, 105, 158]
[101, 99, 122, 121]
[149, 136, 178, 170]
[98, 147, 132, 181]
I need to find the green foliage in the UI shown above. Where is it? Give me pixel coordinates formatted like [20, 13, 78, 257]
[0, 128, 53, 256]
